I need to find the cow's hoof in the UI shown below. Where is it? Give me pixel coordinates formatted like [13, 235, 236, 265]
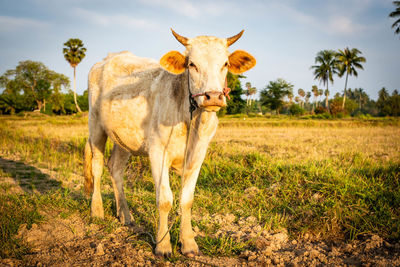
[181, 239, 199, 257]
[155, 243, 172, 258]
[183, 250, 199, 258]
[155, 251, 172, 258]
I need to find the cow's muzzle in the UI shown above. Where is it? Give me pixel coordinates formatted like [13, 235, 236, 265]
[194, 91, 226, 111]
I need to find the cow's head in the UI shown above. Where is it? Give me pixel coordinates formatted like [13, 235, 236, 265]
[160, 29, 256, 112]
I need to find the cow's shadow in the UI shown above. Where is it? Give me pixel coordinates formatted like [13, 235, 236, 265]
[0, 157, 61, 194]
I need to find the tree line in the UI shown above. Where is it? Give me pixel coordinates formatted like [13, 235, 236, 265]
[1, 34, 399, 117]
[243, 46, 399, 117]
[0, 38, 87, 115]
[256, 77, 399, 117]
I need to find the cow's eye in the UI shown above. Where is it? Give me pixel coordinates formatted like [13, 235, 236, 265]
[188, 62, 198, 71]
[221, 61, 229, 71]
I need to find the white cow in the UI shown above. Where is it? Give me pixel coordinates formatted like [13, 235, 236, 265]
[84, 29, 256, 257]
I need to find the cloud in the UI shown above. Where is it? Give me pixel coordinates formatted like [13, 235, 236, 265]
[263, 1, 375, 37]
[74, 8, 159, 30]
[0, 15, 48, 32]
[326, 16, 366, 35]
[137, 0, 230, 19]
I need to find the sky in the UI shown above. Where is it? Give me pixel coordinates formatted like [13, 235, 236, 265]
[0, 0, 399, 100]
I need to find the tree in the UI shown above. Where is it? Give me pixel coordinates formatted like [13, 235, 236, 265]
[294, 96, 300, 105]
[389, 90, 400, 116]
[289, 103, 304, 116]
[287, 89, 294, 104]
[0, 61, 69, 112]
[318, 89, 323, 106]
[324, 89, 330, 109]
[305, 91, 311, 111]
[336, 47, 366, 110]
[248, 86, 257, 106]
[389, 1, 400, 36]
[245, 82, 251, 106]
[298, 88, 305, 108]
[376, 88, 400, 116]
[225, 72, 246, 114]
[260, 78, 293, 115]
[311, 85, 319, 109]
[63, 38, 86, 113]
[377, 87, 391, 116]
[330, 96, 357, 116]
[311, 50, 338, 106]
[49, 72, 70, 114]
[354, 88, 368, 110]
[244, 82, 257, 107]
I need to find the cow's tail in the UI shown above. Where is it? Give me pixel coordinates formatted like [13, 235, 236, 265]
[84, 140, 94, 196]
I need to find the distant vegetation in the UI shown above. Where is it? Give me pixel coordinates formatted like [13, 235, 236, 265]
[0, 40, 398, 117]
[0, 60, 88, 115]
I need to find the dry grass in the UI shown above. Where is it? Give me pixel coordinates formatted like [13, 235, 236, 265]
[215, 126, 400, 163]
[0, 115, 399, 258]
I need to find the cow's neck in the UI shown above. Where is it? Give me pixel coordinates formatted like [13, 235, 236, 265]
[165, 70, 218, 138]
[183, 71, 219, 136]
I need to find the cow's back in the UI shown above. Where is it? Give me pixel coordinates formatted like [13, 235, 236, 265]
[88, 51, 186, 155]
[88, 51, 159, 115]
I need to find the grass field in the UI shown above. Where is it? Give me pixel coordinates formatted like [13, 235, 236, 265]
[0, 114, 399, 263]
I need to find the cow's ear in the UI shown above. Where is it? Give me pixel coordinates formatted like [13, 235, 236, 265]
[160, 51, 186, 74]
[228, 50, 256, 74]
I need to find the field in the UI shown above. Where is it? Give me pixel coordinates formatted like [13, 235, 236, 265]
[0, 114, 399, 266]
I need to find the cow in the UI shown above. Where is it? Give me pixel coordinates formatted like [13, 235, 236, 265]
[84, 29, 256, 257]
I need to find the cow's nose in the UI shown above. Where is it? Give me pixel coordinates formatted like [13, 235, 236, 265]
[202, 91, 226, 107]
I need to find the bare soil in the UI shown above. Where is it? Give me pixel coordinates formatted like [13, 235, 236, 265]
[1, 155, 400, 266]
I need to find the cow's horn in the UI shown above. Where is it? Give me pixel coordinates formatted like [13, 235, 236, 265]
[227, 30, 244, 46]
[171, 28, 189, 46]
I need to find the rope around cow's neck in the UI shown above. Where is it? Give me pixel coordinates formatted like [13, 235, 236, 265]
[187, 70, 198, 121]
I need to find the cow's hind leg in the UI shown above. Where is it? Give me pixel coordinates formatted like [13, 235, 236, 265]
[108, 144, 131, 225]
[89, 123, 107, 219]
[150, 148, 173, 257]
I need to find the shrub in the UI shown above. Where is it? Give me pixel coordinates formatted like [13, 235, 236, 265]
[330, 97, 358, 116]
[289, 104, 305, 116]
[314, 106, 328, 114]
[217, 108, 227, 117]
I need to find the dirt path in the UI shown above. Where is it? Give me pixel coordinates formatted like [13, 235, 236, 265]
[1, 154, 400, 266]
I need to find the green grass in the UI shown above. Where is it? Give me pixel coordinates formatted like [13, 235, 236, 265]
[0, 115, 399, 259]
[0, 194, 43, 259]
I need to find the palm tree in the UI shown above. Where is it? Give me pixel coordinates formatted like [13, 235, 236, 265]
[249, 87, 257, 106]
[298, 88, 305, 108]
[311, 50, 338, 105]
[389, 1, 400, 35]
[318, 89, 323, 107]
[354, 88, 367, 110]
[63, 38, 86, 113]
[336, 47, 366, 110]
[324, 89, 330, 109]
[294, 96, 300, 105]
[312, 85, 319, 109]
[245, 82, 251, 106]
[287, 90, 294, 104]
[305, 92, 311, 111]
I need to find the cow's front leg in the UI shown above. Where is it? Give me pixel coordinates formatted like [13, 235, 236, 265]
[180, 167, 202, 257]
[150, 149, 173, 257]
